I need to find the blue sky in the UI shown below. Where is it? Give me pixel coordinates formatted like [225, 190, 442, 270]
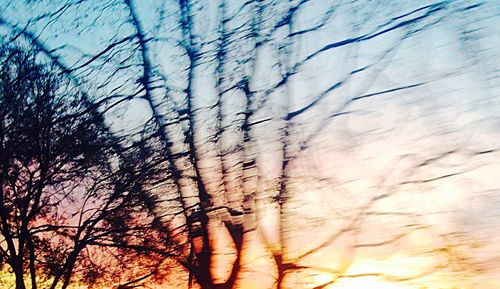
[1, 0, 500, 288]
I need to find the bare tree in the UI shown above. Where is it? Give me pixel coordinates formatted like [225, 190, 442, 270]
[0, 45, 179, 289]
[0, 0, 498, 288]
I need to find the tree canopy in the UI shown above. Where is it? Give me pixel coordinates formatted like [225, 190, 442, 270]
[0, 1, 499, 289]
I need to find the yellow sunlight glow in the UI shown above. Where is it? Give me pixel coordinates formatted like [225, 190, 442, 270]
[329, 276, 410, 289]
[309, 255, 440, 289]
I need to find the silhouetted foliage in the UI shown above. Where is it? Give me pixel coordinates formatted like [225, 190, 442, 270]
[1, 0, 498, 288]
[0, 45, 177, 289]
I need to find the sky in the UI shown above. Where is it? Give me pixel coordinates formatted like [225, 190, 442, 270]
[1, 0, 500, 288]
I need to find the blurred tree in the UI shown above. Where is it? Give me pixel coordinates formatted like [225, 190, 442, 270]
[0, 0, 498, 289]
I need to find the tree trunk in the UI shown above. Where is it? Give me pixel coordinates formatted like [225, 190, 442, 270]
[13, 262, 27, 289]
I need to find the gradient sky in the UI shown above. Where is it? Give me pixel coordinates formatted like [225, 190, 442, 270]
[1, 0, 499, 288]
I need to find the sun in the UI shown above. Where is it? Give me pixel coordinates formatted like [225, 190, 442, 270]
[327, 276, 412, 289]
[309, 272, 413, 289]
[307, 255, 432, 289]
